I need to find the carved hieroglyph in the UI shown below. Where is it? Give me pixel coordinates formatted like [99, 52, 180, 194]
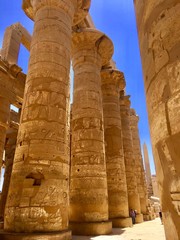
[101, 69, 132, 227]
[130, 109, 149, 219]
[119, 92, 142, 222]
[134, 0, 180, 239]
[3, 0, 90, 235]
[69, 29, 113, 235]
[0, 97, 10, 169]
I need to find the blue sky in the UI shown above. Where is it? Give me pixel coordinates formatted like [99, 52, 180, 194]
[0, 0, 156, 174]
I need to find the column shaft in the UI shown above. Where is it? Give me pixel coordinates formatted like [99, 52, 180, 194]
[134, 1, 180, 238]
[70, 29, 113, 235]
[120, 93, 141, 219]
[0, 97, 10, 167]
[143, 143, 153, 197]
[0, 128, 17, 220]
[101, 69, 132, 227]
[4, 1, 75, 234]
[130, 109, 148, 221]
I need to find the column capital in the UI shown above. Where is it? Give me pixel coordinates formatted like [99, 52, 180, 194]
[120, 91, 131, 107]
[22, 0, 91, 25]
[101, 68, 126, 91]
[130, 108, 139, 123]
[72, 28, 114, 66]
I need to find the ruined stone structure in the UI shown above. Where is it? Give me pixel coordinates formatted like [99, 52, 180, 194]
[143, 143, 154, 198]
[134, 0, 180, 239]
[1, 22, 31, 65]
[0, 1, 154, 239]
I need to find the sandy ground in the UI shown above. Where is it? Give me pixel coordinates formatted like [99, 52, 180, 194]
[72, 218, 166, 240]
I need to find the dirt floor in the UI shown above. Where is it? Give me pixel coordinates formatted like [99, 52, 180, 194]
[72, 218, 166, 240]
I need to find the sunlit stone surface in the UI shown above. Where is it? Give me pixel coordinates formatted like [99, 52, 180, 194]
[69, 29, 113, 235]
[1, 0, 90, 239]
[101, 69, 132, 227]
[119, 91, 142, 221]
[134, 0, 180, 239]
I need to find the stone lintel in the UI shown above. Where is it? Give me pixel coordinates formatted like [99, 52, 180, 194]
[22, 0, 91, 26]
[101, 69, 126, 91]
[0, 230, 71, 240]
[69, 221, 112, 236]
[72, 28, 114, 66]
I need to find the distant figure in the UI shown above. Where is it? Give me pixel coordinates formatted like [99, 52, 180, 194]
[130, 209, 136, 224]
[159, 211, 163, 224]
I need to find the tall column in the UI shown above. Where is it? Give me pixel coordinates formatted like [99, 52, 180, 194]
[0, 128, 18, 222]
[130, 109, 149, 220]
[134, 1, 180, 237]
[0, 97, 10, 170]
[101, 69, 132, 227]
[119, 91, 143, 223]
[143, 143, 153, 197]
[70, 29, 113, 235]
[1, 0, 90, 239]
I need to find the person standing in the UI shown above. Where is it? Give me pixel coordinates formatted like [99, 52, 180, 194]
[130, 209, 136, 224]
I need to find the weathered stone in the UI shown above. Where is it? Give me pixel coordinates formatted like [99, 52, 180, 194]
[119, 91, 142, 221]
[134, 0, 180, 239]
[143, 143, 154, 198]
[1, 23, 31, 64]
[0, 230, 71, 240]
[0, 97, 10, 169]
[69, 28, 113, 235]
[3, 0, 89, 236]
[101, 68, 132, 227]
[0, 126, 18, 220]
[130, 109, 149, 221]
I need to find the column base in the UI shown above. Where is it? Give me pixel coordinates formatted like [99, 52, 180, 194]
[0, 230, 71, 240]
[111, 217, 132, 228]
[0, 222, 3, 229]
[69, 221, 112, 235]
[135, 214, 144, 223]
[143, 214, 150, 221]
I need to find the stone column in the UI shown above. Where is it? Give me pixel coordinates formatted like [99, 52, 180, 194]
[134, 1, 180, 238]
[119, 91, 143, 223]
[70, 29, 113, 235]
[130, 109, 149, 220]
[101, 69, 132, 227]
[0, 97, 10, 170]
[0, 128, 18, 222]
[1, 0, 90, 239]
[143, 143, 153, 197]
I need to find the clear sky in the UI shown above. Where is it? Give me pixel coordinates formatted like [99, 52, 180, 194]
[0, 0, 156, 174]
